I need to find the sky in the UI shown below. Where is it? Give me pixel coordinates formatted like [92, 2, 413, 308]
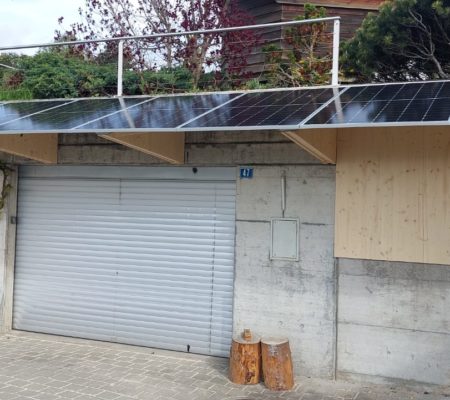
[0, 0, 85, 51]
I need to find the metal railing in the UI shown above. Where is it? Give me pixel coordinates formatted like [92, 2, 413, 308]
[0, 17, 341, 97]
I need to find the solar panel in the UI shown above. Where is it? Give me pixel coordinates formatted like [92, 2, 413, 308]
[0, 100, 72, 126]
[182, 88, 341, 129]
[305, 82, 450, 126]
[0, 81, 448, 134]
[0, 98, 147, 132]
[76, 93, 239, 130]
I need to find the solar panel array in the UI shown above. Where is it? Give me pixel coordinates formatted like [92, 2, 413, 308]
[182, 88, 338, 129]
[0, 98, 146, 132]
[78, 93, 238, 130]
[306, 81, 450, 126]
[0, 81, 448, 134]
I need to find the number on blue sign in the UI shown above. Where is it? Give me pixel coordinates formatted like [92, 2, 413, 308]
[240, 168, 254, 179]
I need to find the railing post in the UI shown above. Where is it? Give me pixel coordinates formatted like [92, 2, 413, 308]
[117, 40, 124, 96]
[331, 19, 340, 86]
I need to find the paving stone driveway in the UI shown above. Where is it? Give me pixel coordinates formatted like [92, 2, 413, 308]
[0, 332, 448, 400]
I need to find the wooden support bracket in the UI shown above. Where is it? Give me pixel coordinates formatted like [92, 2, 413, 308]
[100, 132, 185, 164]
[0, 133, 58, 164]
[282, 129, 337, 164]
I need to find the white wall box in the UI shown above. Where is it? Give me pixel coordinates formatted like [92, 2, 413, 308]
[270, 218, 299, 261]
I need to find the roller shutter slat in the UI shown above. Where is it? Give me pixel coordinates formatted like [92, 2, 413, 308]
[14, 168, 235, 357]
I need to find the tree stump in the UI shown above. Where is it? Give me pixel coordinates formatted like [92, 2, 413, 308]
[229, 333, 261, 385]
[261, 337, 294, 391]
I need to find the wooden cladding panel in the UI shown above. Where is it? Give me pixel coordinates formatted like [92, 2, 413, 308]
[100, 132, 185, 164]
[240, 0, 380, 72]
[282, 129, 337, 164]
[424, 130, 450, 263]
[277, 0, 382, 10]
[0, 134, 58, 164]
[335, 126, 450, 265]
[238, 2, 283, 73]
[282, 6, 372, 40]
[238, 0, 277, 11]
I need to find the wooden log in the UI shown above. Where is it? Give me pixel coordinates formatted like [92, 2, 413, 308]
[229, 333, 261, 385]
[261, 337, 294, 391]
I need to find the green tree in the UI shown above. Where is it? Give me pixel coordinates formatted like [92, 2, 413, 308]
[263, 4, 332, 87]
[0, 54, 32, 100]
[0, 50, 196, 100]
[0, 52, 121, 100]
[56, 0, 259, 90]
[342, 0, 450, 82]
[21, 53, 80, 98]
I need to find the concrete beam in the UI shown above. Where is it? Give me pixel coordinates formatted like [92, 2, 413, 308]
[0, 134, 58, 164]
[282, 129, 337, 164]
[100, 132, 185, 164]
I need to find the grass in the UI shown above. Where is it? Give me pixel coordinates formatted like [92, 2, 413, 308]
[0, 88, 33, 101]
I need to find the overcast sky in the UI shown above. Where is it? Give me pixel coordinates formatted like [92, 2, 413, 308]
[0, 0, 85, 50]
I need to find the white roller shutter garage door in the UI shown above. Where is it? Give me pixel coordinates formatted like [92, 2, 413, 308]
[13, 166, 236, 357]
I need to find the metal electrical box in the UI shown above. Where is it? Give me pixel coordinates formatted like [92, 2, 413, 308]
[270, 218, 299, 261]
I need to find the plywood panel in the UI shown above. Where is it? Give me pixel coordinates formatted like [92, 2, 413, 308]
[423, 127, 450, 263]
[0, 134, 58, 164]
[335, 126, 450, 265]
[282, 129, 337, 164]
[100, 132, 185, 164]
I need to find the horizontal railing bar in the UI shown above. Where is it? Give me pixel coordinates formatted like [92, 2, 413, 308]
[0, 17, 340, 51]
[0, 62, 19, 70]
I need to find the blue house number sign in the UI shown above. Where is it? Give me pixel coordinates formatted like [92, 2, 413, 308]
[240, 167, 254, 179]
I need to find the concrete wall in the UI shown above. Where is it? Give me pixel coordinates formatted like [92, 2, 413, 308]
[1, 131, 450, 385]
[56, 132, 320, 166]
[0, 210, 7, 332]
[0, 168, 17, 333]
[234, 165, 336, 378]
[0, 131, 339, 379]
[337, 258, 450, 385]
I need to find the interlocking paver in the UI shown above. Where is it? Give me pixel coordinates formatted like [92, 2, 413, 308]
[0, 332, 448, 400]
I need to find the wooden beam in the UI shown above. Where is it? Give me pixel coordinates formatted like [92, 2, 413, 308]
[282, 129, 337, 164]
[100, 132, 185, 164]
[0, 134, 58, 164]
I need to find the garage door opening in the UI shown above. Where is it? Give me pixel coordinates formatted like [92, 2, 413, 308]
[13, 166, 236, 357]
